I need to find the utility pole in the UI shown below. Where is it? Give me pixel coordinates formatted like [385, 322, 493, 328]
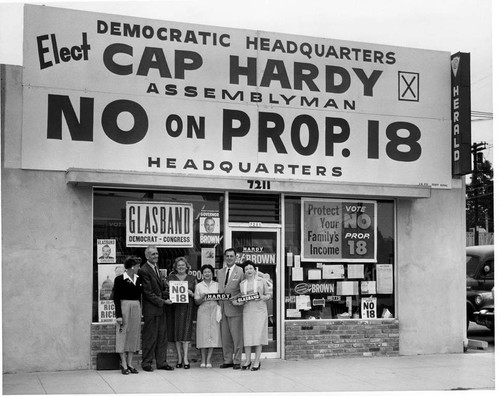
[470, 141, 487, 244]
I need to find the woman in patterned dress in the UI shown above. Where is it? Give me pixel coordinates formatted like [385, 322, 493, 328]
[238, 260, 271, 371]
[166, 256, 197, 369]
[194, 265, 222, 367]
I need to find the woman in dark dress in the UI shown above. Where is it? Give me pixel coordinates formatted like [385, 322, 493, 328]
[166, 256, 197, 369]
[113, 256, 143, 374]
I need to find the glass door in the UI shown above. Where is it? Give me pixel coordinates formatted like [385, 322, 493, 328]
[228, 227, 281, 358]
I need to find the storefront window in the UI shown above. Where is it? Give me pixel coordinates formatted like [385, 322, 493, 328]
[284, 197, 395, 320]
[93, 188, 224, 322]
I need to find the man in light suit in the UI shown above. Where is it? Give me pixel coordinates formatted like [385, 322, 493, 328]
[138, 245, 174, 372]
[217, 247, 244, 369]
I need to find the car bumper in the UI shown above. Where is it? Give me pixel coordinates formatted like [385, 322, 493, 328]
[473, 310, 494, 328]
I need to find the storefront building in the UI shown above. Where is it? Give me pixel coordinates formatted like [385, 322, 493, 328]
[2, 5, 468, 373]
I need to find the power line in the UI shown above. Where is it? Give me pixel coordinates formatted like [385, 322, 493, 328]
[466, 193, 493, 200]
[471, 110, 493, 121]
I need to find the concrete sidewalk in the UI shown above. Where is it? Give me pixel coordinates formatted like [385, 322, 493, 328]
[2, 351, 495, 395]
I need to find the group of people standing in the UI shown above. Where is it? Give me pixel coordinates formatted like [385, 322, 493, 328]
[111, 246, 271, 375]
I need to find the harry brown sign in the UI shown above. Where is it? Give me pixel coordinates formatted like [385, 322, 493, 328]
[22, 5, 451, 188]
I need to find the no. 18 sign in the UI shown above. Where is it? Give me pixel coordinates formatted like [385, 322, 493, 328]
[361, 297, 377, 319]
[169, 281, 189, 303]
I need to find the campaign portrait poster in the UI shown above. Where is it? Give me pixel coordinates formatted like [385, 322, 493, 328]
[200, 210, 221, 245]
[97, 239, 116, 263]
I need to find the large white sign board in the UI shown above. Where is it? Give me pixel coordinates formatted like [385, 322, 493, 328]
[22, 5, 452, 188]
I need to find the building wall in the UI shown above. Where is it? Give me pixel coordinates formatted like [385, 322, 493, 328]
[397, 185, 467, 354]
[2, 64, 467, 373]
[1, 169, 93, 373]
[1, 65, 90, 372]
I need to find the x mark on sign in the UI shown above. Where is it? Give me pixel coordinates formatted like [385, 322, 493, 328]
[398, 71, 419, 101]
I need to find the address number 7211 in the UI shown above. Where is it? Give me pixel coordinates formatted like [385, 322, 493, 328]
[247, 180, 271, 190]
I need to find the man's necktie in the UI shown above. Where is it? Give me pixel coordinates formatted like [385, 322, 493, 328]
[224, 268, 230, 286]
[154, 265, 160, 278]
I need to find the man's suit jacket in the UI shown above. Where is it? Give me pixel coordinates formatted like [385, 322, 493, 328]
[217, 265, 244, 317]
[138, 263, 165, 317]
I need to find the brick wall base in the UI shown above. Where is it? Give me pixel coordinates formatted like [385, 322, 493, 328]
[91, 319, 399, 368]
[91, 323, 223, 369]
[285, 319, 399, 360]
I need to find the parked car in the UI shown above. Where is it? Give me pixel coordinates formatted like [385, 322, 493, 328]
[466, 245, 494, 329]
[472, 288, 494, 332]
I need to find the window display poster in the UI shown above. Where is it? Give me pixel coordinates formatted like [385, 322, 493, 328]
[126, 201, 193, 248]
[98, 264, 124, 322]
[159, 268, 168, 280]
[201, 247, 216, 267]
[256, 270, 274, 290]
[97, 239, 116, 263]
[313, 298, 326, 307]
[301, 198, 377, 262]
[200, 210, 221, 244]
[286, 309, 301, 318]
[308, 269, 322, 280]
[337, 281, 359, 296]
[296, 295, 312, 310]
[169, 280, 189, 303]
[376, 264, 394, 294]
[347, 264, 365, 279]
[346, 296, 352, 315]
[361, 297, 378, 319]
[292, 267, 304, 281]
[322, 264, 345, 279]
[294, 255, 301, 267]
[361, 281, 377, 294]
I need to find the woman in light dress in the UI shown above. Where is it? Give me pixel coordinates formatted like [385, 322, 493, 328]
[194, 264, 222, 367]
[237, 260, 271, 371]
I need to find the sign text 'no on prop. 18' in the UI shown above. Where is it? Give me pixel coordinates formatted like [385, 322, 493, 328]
[22, 5, 451, 188]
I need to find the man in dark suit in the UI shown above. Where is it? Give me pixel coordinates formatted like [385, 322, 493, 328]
[217, 248, 245, 369]
[138, 245, 174, 372]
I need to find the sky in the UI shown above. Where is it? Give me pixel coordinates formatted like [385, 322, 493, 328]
[0, 0, 495, 163]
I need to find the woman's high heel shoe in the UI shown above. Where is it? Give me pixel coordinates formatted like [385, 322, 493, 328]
[120, 365, 130, 375]
[241, 362, 252, 370]
[176, 363, 183, 368]
[251, 363, 261, 371]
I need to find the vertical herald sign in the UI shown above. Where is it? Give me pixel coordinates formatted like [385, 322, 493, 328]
[451, 52, 472, 176]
